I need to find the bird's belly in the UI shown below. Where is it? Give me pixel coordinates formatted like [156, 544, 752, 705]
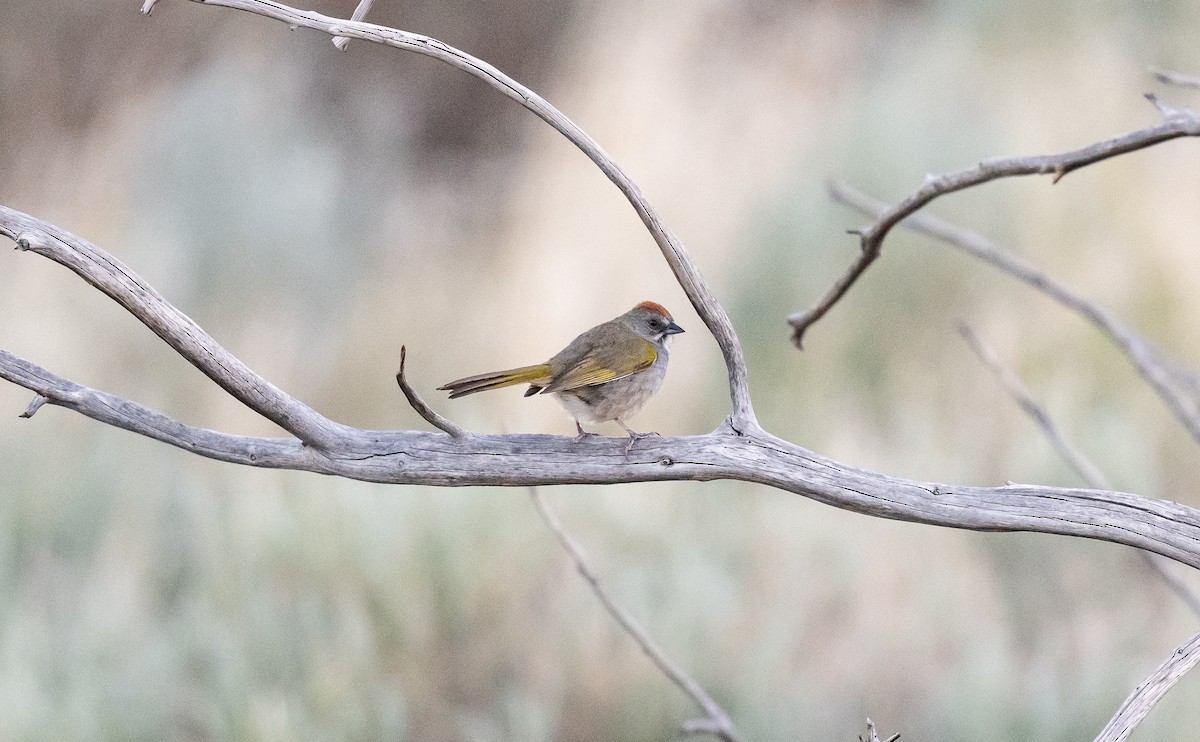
[554, 370, 665, 424]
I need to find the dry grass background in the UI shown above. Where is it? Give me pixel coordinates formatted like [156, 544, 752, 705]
[3, 0, 1200, 739]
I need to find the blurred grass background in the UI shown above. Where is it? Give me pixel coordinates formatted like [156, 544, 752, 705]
[2, 0, 1200, 739]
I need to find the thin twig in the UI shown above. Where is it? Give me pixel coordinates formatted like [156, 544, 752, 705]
[1093, 628, 1200, 742]
[396, 345, 466, 438]
[957, 323, 1200, 619]
[957, 323, 1108, 487]
[792, 95, 1200, 348]
[528, 488, 743, 742]
[829, 180, 1200, 445]
[332, 0, 376, 51]
[18, 394, 47, 419]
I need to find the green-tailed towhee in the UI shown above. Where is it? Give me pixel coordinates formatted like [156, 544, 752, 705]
[438, 301, 684, 447]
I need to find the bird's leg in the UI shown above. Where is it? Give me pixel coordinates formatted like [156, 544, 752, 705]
[617, 419, 659, 454]
[573, 420, 599, 443]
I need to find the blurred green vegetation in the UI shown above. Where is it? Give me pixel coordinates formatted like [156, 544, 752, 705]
[3, 0, 1200, 739]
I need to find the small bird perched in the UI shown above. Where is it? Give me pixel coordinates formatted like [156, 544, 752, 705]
[438, 301, 684, 449]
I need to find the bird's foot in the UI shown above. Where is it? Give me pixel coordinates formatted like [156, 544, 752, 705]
[623, 430, 660, 455]
[573, 421, 600, 443]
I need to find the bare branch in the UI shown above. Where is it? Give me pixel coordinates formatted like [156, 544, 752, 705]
[1093, 628, 1200, 742]
[396, 345, 467, 438]
[830, 181, 1200, 445]
[529, 489, 742, 742]
[5, 206, 1200, 571]
[0, 349, 306, 469]
[332, 0, 376, 51]
[18, 394, 48, 419]
[957, 323, 1109, 488]
[1151, 67, 1200, 90]
[859, 718, 900, 742]
[159, 0, 757, 430]
[792, 98, 1200, 347]
[958, 323, 1200, 619]
[0, 207, 353, 451]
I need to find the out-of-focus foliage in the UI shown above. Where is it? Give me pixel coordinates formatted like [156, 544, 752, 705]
[3, 0, 1200, 739]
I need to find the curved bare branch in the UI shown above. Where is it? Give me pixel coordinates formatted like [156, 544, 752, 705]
[792, 95, 1200, 348]
[149, 0, 757, 430]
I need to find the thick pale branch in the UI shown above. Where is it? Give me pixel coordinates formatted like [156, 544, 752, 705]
[155, 0, 756, 429]
[793, 96, 1200, 347]
[8, 347, 1200, 575]
[830, 181, 1200, 445]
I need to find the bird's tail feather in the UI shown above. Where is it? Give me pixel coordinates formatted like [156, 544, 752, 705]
[437, 364, 552, 399]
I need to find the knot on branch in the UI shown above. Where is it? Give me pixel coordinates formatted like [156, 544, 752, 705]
[14, 232, 39, 252]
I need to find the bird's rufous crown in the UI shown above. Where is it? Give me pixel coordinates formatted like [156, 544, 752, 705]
[635, 300, 671, 317]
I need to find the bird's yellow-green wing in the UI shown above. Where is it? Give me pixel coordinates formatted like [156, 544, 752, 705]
[542, 336, 657, 393]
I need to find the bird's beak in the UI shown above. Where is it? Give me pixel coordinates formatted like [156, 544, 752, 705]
[665, 321, 685, 335]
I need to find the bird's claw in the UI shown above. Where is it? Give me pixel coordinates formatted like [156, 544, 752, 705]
[624, 430, 660, 455]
